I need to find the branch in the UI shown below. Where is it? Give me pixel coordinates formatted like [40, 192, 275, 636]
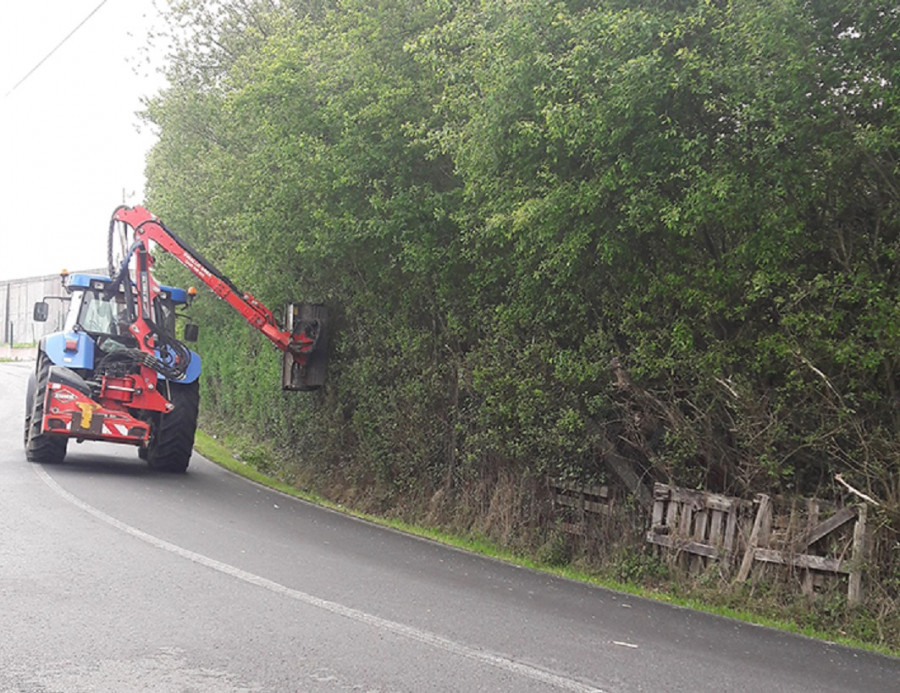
[796, 350, 843, 401]
[835, 473, 882, 507]
[714, 377, 739, 399]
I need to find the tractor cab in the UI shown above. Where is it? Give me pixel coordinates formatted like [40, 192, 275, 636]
[66, 274, 189, 338]
[34, 274, 196, 370]
[60, 273, 189, 335]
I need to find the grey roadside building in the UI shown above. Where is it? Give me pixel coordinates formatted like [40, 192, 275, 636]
[1, 269, 103, 357]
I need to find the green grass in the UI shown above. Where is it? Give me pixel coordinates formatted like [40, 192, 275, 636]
[0, 344, 37, 362]
[193, 429, 899, 659]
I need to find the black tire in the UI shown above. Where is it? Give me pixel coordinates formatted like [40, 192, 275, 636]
[24, 371, 35, 448]
[108, 211, 135, 279]
[145, 380, 200, 473]
[25, 352, 68, 464]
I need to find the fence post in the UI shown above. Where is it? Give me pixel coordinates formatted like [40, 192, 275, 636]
[848, 504, 867, 606]
[737, 494, 770, 583]
[802, 499, 820, 597]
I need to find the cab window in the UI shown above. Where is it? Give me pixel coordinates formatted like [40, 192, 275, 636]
[154, 297, 177, 337]
[78, 291, 129, 335]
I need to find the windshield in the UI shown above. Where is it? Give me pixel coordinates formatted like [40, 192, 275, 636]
[76, 290, 131, 336]
[69, 288, 178, 338]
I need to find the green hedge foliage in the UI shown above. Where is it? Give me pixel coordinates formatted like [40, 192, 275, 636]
[144, 0, 900, 516]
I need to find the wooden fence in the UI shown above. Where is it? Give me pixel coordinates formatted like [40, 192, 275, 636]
[550, 481, 611, 536]
[548, 479, 869, 603]
[735, 493, 868, 603]
[645, 484, 751, 565]
[645, 483, 868, 604]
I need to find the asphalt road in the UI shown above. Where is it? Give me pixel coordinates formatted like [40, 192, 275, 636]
[1, 361, 898, 692]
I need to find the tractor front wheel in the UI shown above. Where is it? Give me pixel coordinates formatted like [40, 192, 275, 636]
[145, 380, 199, 473]
[25, 352, 68, 464]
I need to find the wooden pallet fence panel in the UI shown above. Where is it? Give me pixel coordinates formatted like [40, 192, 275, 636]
[647, 483, 869, 602]
[735, 498, 866, 603]
[646, 483, 746, 566]
[550, 480, 611, 535]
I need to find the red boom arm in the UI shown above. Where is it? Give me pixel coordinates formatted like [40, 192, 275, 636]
[112, 206, 318, 362]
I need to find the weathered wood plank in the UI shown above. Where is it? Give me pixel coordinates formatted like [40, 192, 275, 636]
[651, 500, 665, 528]
[709, 509, 724, 546]
[666, 495, 679, 529]
[645, 533, 721, 559]
[552, 481, 609, 498]
[723, 504, 739, 558]
[753, 548, 847, 574]
[737, 494, 770, 582]
[666, 486, 734, 513]
[760, 496, 773, 546]
[795, 506, 856, 551]
[802, 499, 820, 596]
[583, 499, 610, 515]
[679, 501, 693, 537]
[554, 496, 582, 510]
[693, 509, 709, 541]
[848, 504, 867, 606]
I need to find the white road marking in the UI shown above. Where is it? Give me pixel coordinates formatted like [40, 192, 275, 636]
[36, 466, 607, 693]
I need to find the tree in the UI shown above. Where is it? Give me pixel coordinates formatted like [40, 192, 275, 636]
[143, 0, 900, 517]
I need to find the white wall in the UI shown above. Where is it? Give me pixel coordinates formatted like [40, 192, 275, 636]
[0, 270, 103, 345]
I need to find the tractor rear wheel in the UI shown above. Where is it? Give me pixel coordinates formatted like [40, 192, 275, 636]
[25, 352, 68, 464]
[145, 380, 199, 473]
[108, 214, 135, 279]
[24, 370, 35, 447]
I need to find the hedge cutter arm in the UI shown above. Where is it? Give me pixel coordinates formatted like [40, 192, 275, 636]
[109, 205, 327, 391]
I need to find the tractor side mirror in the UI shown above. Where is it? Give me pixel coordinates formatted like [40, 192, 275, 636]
[33, 302, 49, 322]
[183, 323, 199, 342]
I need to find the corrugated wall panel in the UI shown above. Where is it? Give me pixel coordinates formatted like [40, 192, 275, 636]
[0, 270, 103, 345]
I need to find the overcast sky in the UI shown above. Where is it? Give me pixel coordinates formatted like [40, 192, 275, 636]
[0, 0, 167, 282]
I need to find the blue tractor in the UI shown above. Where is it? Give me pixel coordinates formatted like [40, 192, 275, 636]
[25, 206, 328, 472]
